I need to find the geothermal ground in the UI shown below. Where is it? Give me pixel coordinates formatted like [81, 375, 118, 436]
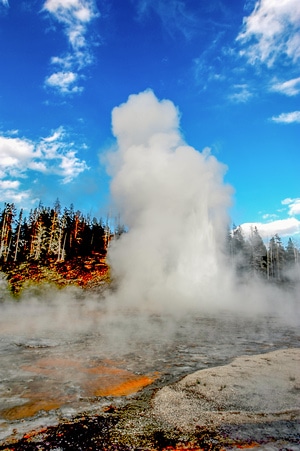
[0, 292, 299, 450]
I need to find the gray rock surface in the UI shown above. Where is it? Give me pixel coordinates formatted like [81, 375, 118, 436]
[152, 348, 300, 431]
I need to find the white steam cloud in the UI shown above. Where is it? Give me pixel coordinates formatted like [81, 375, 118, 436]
[102, 90, 300, 318]
[105, 90, 235, 313]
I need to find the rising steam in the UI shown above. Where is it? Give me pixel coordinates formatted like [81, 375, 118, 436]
[103, 90, 299, 318]
[104, 90, 236, 312]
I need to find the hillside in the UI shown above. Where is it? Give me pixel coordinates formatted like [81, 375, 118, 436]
[0, 255, 110, 295]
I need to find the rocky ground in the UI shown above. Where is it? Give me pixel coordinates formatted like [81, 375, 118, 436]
[1, 348, 299, 451]
[0, 257, 110, 295]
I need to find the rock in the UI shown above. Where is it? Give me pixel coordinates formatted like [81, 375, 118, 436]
[152, 348, 300, 431]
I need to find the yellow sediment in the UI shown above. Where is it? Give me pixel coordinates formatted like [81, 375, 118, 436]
[94, 374, 155, 396]
[1, 400, 63, 421]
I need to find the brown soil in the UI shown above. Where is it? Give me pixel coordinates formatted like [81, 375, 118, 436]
[1, 257, 110, 294]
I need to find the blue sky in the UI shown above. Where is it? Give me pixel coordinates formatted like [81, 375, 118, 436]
[0, 0, 299, 240]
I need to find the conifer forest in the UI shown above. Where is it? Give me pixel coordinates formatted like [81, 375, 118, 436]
[0, 201, 299, 294]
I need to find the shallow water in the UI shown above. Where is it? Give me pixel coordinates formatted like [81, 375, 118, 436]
[0, 293, 299, 443]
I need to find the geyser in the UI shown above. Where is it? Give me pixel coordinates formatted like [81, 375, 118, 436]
[105, 90, 235, 312]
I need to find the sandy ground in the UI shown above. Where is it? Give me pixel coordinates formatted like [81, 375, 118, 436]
[152, 348, 300, 442]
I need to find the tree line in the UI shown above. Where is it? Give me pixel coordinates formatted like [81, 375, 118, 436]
[0, 201, 299, 285]
[0, 201, 111, 266]
[227, 225, 299, 283]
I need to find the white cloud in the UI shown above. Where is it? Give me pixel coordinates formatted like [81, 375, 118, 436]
[241, 218, 300, 239]
[228, 84, 253, 103]
[43, 0, 99, 95]
[44, 0, 95, 23]
[290, 202, 300, 216]
[282, 198, 300, 216]
[59, 151, 88, 183]
[237, 0, 300, 66]
[281, 198, 293, 205]
[0, 179, 32, 205]
[0, 0, 9, 7]
[0, 136, 37, 172]
[242, 198, 300, 240]
[43, 0, 97, 49]
[0, 128, 88, 187]
[271, 111, 300, 123]
[37, 128, 89, 182]
[0, 180, 20, 190]
[44, 71, 83, 94]
[271, 77, 300, 96]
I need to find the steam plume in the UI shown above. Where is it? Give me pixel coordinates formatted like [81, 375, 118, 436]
[105, 90, 234, 312]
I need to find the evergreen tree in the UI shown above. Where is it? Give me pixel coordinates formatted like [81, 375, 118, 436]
[285, 238, 297, 269]
[268, 234, 285, 281]
[248, 226, 267, 277]
[0, 203, 16, 262]
[231, 225, 251, 276]
[13, 209, 23, 262]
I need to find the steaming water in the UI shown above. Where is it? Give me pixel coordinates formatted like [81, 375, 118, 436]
[0, 291, 299, 443]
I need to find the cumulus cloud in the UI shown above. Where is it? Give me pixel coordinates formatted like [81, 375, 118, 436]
[271, 77, 300, 96]
[271, 111, 300, 123]
[242, 197, 300, 240]
[237, 0, 300, 66]
[0, 136, 36, 175]
[43, 0, 99, 94]
[0, 128, 88, 204]
[44, 71, 83, 94]
[241, 218, 300, 240]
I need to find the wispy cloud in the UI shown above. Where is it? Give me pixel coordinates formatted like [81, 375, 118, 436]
[0, 0, 9, 7]
[237, 0, 300, 67]
[228, 84, 253, 103]
[271, 77, 300, 96]
[134, 0, 198, 40]
[0, 128, 88, 200]
[43, 0, 99, 95]
[0, 180, 31, 205]
[271, 111, 300, 124]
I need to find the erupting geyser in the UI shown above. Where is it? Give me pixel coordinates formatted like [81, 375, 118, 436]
[105, 90, 234, 312]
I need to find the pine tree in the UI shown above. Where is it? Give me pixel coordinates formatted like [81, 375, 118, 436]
[268, 234, 285, 281]
[285, 238, 297, 269]
[0, 203, 16, 262]
[13, 209, 23, 262]
[231, 225, 251, 276]
[248, 226, 267, 277]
